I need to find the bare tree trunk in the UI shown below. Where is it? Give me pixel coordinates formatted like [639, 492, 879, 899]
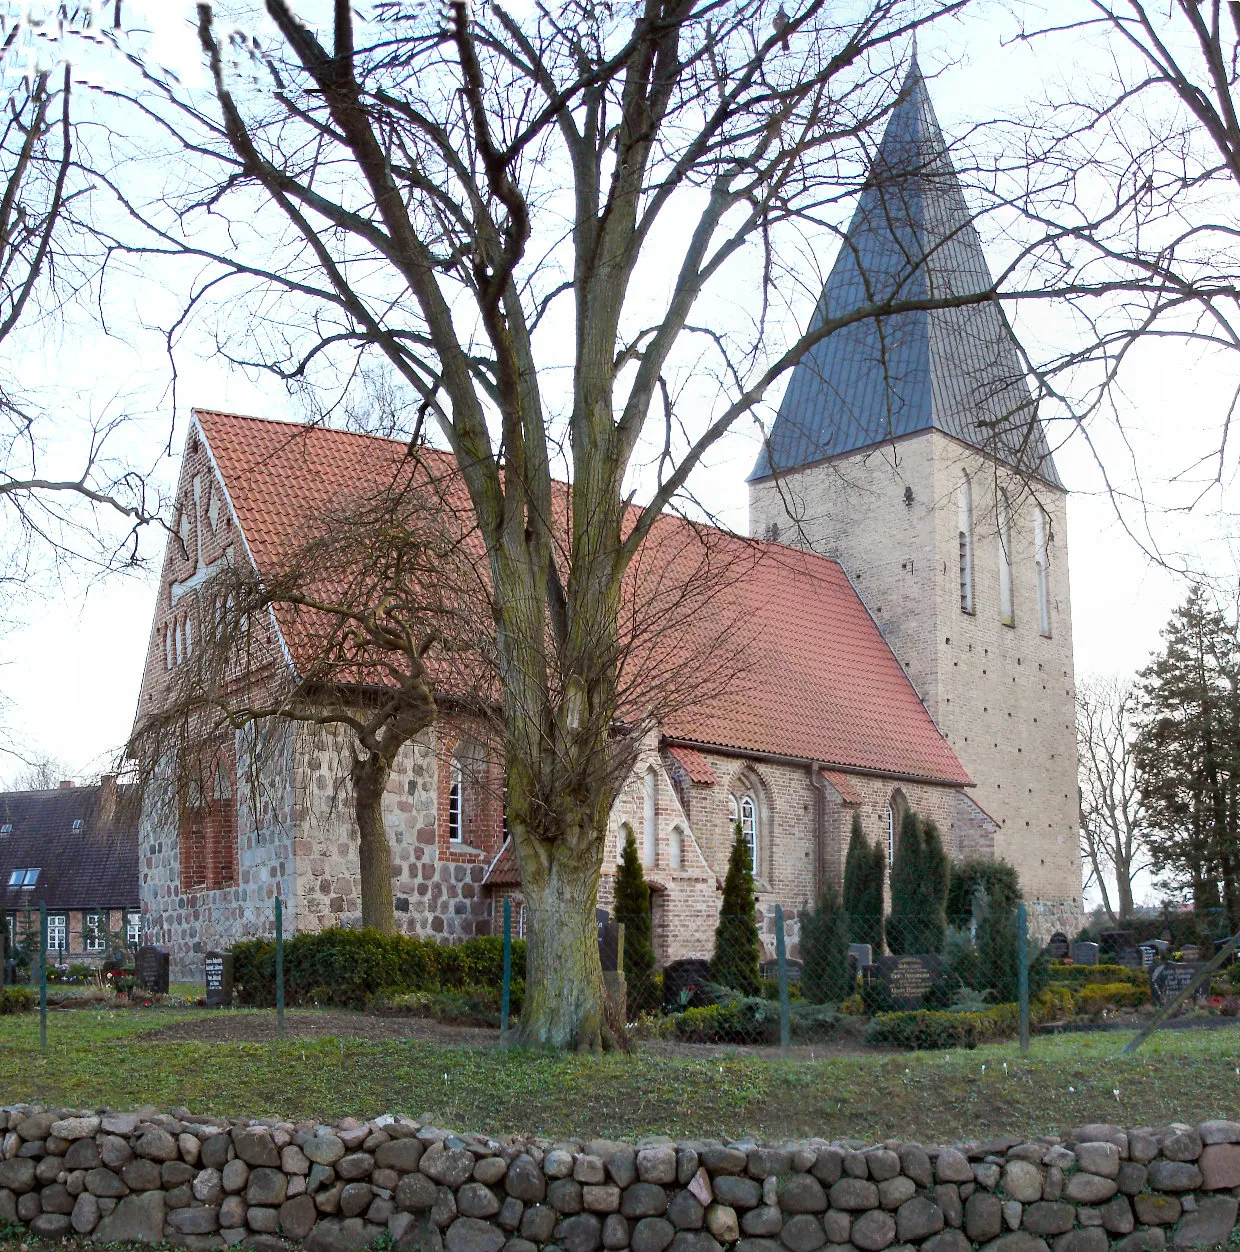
[517, 833, 608, 1050]
[351, 753, 396, 934]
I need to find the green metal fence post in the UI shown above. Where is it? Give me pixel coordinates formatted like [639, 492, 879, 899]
[1, 909, 7, 986]
[275, 894, 285, 1042]
[39, 901, 47, 1054]
[501, 898, 512, 1045]
[1017, 901, 1030, 1054]
[775, 905, 791, 1059]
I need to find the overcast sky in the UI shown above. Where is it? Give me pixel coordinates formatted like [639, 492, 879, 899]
[0, 1, 1227, 905]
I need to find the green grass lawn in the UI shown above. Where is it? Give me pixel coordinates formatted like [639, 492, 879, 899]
[1, 1008, 1238, 1143]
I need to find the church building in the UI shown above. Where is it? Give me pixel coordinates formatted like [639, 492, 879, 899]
[130, 64, 1081, 977]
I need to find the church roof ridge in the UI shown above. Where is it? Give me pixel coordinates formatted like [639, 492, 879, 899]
[750, 61, 1062, 487]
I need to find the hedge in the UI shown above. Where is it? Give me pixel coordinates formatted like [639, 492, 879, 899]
[230, 927, 525, 1011]
[1048, 963, 1150, 990]
[865, 986, 1074, 1050]
[1074, 981, 1150, 1013]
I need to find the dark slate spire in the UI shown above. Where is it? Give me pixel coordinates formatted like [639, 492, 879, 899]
[750, 60, 1061, 486]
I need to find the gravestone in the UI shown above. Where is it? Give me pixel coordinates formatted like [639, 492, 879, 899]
[1072, 941, 1100, 965]
[1047, 932, 1070, 960]
[1100, 930, 1136, 962]
[134, 946, 169, 995]
[1117, 946, 1143, 969]
[1180, 944, 1202, 962]
[847, 943, 872, 981]
[204, 951, 233, 1007]
[1138, 944, 1158, 969]
[597, 915, 622, 974]
[876, 954, 942, 1010]
[1151, 961, 1209, 1005]
[662, 958, 713, 1011]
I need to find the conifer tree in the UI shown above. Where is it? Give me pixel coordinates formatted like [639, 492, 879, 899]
[800, 881, 851, 1002]
[842, 810, 884, 954]
[613, 827, 657, 1013]
[712, 822, 762, 995]
[887, 811, 949, 954]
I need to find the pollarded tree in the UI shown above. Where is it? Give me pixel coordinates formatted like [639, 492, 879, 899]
[103, 0, 1020, 1048]
[614, 826, 657, 1013]
[843, 810, 885, 954]
[712, 823, 762, 995]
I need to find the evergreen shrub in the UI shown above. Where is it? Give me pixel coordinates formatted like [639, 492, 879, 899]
[843, 811, 885, 954]
[711, 823, 762, 995]
[800, 881, 852, 1003]
[614, 826, 658, 1014]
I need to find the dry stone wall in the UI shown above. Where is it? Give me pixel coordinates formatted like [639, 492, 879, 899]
[2, 1110, 1240, 1252]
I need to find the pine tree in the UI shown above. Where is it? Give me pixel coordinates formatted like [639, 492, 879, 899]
[842, 810, 884, 954]
[613, 826, 657, 1013]
[800, 880, 851, 1003]
[712, 822, 762, 995]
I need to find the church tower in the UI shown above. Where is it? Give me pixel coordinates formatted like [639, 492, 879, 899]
[748, 61, 1082, 930]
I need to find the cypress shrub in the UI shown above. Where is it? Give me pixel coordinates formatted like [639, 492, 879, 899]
[712, 822, 762, 995]
[887, 811, 948, 954]
[800, 880, 852, 1003]
[945, 858, 1020, 926]
[975, 888, 1049, 1002]
[843, 810, 885, 954]
[614, 826, 657, 1013]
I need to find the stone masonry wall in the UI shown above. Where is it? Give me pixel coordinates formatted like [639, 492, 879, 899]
[2, 1107, 1239, 1252]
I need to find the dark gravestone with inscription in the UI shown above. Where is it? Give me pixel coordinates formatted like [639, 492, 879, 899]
[877, 954, 942, 1010]
[1073, 941, 1100, 965]
[1047, 932, 1070, 960]
[1151, 961, 1209, 1005]
[134, 946, 169, 995]
[204, 951, 233, 1006]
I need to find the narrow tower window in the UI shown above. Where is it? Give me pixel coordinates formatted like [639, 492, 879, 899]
[448, 760, 463, 843]
[1034, 505, 1051, 637]
[958, 473, 974, 614]
[999, 490, 1015, 627]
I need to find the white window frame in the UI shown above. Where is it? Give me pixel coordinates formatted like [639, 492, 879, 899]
[126, 911, 142, 946]
[85, 913, 106, 952]
[998, 490, 1015, 627]
[1034, 506, 1051, 637]
[887, 806, 895, 867]
[448, 759, 463, 843]
[735, 793, 758, 878]
[47, 913, 67, 953]
[958, 473, 974, 614]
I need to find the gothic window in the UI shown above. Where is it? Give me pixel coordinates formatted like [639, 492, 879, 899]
[728, 790, 759, 878]
[165, 626, 173, 671]
[643, 767, 657, 868]
[448, 759, 463, 843]
[618, 820, 633, 865]
[1034, 505, 1051, 637]
[85, 913, 106, 952]
[669, 825, 684, 871]
[998, 490, 1015, 627]
[958, 473, 974, 614]
[887, 789, 907, 867]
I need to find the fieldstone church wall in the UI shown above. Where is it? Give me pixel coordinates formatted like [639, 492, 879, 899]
[2, 1106, 1238, 1252]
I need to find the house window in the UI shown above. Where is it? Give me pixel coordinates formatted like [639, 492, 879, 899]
[643, 768, 657, 868]
[448, 760, 463, 843]
[729, 791, 759, 878]
[85, 913, 106, 952]
[958, 473, 974, 614]
[7, 868, 38, 887]
[999, 490, 1015, 626]
[47, 913, 66, 953]
[1034, 506, 1051, 637]
[0, 822, 11, 835]
[127, 911, 142, 946]
[71, 819, 83, 834]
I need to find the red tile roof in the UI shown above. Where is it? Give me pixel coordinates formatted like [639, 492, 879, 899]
[482, 839, 520, 887]
[666, 745, 718, 786]
[820, 770, 864, 805]
[193, 410, 970, 788]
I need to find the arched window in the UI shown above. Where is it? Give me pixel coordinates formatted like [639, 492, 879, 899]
[618, 820, 633, 865]
[643, 768, 657, 868]
[958, 473, 974, 614]
[669, 825, 683, 871]
[164, 626, 173, 671]
[729, 789, 759, 877]
[1034, 505, 1051, 637]
[448, 759, 463, 843]
[999, 490, 1015, 626]
[887, 789, 908, 867]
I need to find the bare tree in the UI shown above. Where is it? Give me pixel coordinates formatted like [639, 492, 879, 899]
[92, 0, 1070, 1049]
[1077, 675, 1149, 923]
[4, 752, 73, 792]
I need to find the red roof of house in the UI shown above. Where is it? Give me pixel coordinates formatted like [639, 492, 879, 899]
[482, 839, 520, 887]
[193, 410, 970, 787]
[820, 770, 864, 805]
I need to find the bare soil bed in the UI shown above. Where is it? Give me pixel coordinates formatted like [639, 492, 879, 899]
[140, 1009, 502, 1046]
